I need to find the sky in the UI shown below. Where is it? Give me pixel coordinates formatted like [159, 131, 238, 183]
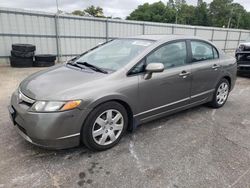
[0, 0, 250, 18]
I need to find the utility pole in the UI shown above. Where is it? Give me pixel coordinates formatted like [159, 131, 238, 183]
[237, 13, 241, 29]
[55, 0, 61, 62]
[227, 7, 234, 28]
[56, 0, 59, 13]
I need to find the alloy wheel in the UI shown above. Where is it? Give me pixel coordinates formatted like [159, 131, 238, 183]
[92, 109, 124, 146]
[216, 82, 229, 105]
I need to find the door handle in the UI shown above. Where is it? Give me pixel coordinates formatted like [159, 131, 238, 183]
[179, 71, 190, 78]
[212, 64, 221, 70]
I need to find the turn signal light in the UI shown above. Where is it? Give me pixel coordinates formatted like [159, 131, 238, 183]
[61, 100, 81, 111]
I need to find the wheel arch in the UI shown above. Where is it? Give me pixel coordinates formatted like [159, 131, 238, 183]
[222, 75, 231, 90]
[80, 95, 135, 142]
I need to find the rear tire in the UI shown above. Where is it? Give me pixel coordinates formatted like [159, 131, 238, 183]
[9, 56, 33, 67]
[82, 102, 128, 151]
[11, 50, 34, 58]
[33, 61, 55, 67]
[12, 44, 36, 52]
[208, 78, 230, 108]
[35, 54, 56, 62]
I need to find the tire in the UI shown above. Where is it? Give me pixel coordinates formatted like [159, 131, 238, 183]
[12, 44, 36, 52]
[82, 101, 128, 151]
[33, 61, 55, 67]
[9, 56, 33, 67]
[11, 50, 34, 58]
[35, 54, 56, 62]
[208, 78, 230, 108]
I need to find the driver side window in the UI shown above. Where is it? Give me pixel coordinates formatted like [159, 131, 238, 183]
[146, 41, 187, 69]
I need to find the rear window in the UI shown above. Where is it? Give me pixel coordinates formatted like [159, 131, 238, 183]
[191, 41, 218, 62]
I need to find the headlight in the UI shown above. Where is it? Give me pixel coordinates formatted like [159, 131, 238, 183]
[30, 100, 81, 112]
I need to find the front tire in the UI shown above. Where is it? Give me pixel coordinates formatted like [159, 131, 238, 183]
[82, 101, 128, 151]
[209, 78, 230, 108]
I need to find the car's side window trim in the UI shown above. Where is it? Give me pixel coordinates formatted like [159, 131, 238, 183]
[127, 39, 189, 76]
[188, 39, 220, 64]
[127, 58, 146, 76]
[212, 47, 219, 59]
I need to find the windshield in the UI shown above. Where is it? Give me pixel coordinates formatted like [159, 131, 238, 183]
[75, 39, 153, 71]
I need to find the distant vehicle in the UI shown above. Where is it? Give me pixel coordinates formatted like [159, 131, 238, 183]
[236, 37, 250, 74]
[9, 35, 237, 151]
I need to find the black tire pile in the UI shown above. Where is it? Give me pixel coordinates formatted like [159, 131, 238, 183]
[10, 44, 56, 68]
[34, 54, 56, 67]
[10, 44, 35, 67]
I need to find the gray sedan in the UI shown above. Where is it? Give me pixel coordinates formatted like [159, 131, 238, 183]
[9, 35, 237, 151]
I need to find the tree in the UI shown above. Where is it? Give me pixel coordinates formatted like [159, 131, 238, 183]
[193, 0, 211, 26]
[72, 10, 85, 16]
[228, 3, 246, 28]
[84, 5, 104, 17]
[209, 0, 233, 27]
[176, 4, 195, 24]
[127, 1, 176, 23]
[241, 12, 250, 30]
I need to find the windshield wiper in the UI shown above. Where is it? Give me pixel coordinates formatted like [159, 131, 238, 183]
[76, 62, 108, 74]
[67, 62, 86, 70]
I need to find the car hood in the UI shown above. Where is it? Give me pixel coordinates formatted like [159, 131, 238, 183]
[20, 64, 108, 100]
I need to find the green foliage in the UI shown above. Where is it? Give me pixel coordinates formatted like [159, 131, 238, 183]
[71, 5, 104, 17]
[126, 0, 250, 29]
[72, 10, 85, 16]
[72, 1, 250, 29]
[127, 2, 174, 23]
[209, 0, 233, 27]
[84, 5, 104, 17]
[193, 0, 210, 26]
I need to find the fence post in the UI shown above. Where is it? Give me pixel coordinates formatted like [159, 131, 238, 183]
[106, 19, 109, 41]
[237, 31, 242, 46]
[54, 14, 60, 62]
[224, 30, 229, 52]
[142, 23, 145, 35]
[211, 29, 214, 42]
[194, 27, 197, 36]
[172, 25, 174, 34]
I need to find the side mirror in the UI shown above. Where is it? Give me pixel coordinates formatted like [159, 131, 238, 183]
[144, 63, 164, 79]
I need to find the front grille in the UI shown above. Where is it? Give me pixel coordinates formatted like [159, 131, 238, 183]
[237, 54, 250, 62]
[238, 66, 250, 71]
[18, 89, 35, 107]
[20, 100, 33, 107]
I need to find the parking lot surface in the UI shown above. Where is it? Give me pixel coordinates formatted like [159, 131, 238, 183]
[1, 66, 250, 188]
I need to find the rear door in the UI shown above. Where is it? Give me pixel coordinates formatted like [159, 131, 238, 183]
[188, 40, 221, 103]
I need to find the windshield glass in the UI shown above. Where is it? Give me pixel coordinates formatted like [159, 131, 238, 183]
[75, 39, 154, 71]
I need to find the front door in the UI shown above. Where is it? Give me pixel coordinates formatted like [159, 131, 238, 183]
[136, 40, 192, 122]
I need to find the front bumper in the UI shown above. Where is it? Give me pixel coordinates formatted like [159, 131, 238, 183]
[9, 90, 88, 149]
[237, 61, 250, 74]
[236, 52, 250, 74]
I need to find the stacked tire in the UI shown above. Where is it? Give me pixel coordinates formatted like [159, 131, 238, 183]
[10, 44, 35, 67]
[34, 54, 56, 67]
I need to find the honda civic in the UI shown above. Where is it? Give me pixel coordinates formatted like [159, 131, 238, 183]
[9, 35, 237, 151]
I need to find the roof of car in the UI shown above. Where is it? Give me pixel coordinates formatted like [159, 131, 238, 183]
[125, 34, 204, 42]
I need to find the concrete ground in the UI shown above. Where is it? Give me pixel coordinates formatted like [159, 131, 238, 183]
[1, 66, 250, 188]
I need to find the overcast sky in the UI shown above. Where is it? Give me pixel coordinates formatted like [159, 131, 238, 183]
[0, 0, 250, 18]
